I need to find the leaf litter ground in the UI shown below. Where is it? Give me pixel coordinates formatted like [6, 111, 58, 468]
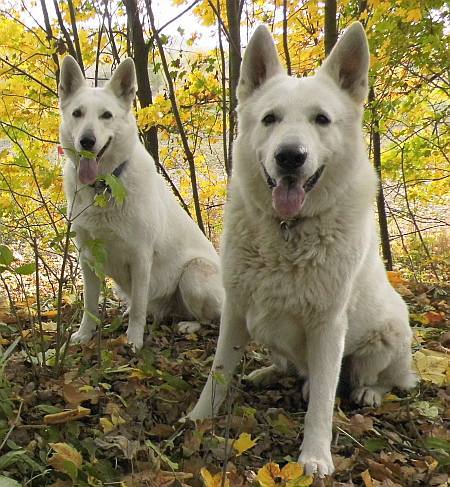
[0, 278, 448, 486]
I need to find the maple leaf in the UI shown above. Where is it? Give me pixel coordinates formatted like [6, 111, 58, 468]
[233, 432, 257, 456]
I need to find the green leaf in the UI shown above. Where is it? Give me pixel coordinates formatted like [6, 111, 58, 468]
[79, 149, 96, 159]
[161, 372, 190, 391]
[424, 437, 450, 452]
[14, 262, 36, 275]
[36, 404, 64, 414]
[94, 193, 109, 208]
[364, 437, 388, 452]
[0, 245, 14, 267]
[101, 174, 127, 204]
[0, 449, 27, 469]
[0, 476, 21, 486]
[145, 439, 178, 470]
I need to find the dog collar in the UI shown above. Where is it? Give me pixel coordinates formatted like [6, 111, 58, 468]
[89, 160, 128, 194]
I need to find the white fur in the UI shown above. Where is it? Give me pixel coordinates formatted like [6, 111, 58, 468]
[59, 56, 223, 350]
[188, 23, 415, 477]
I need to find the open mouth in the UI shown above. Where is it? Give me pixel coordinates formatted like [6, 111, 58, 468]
[268, 165, 325, 219]
[303, 165, 325, 193]
[78, 137, 112, 185]
[95, 137, 112, 162]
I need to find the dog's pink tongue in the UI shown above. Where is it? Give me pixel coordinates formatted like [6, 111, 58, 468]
[272, 179, 305, 218]
[78, 158, 98, 185]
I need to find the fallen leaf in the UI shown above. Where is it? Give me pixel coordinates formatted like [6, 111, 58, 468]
[44, 406, 90, 425]
[100, 417, 114, 433]
[63, 382, 101, 406]
[48, 442, 82, 482]
[256, 462, 313, 487]
[361, 469, 374, 487]
[201, 467, 230, 487]
[233, 432, 257, 456]
[349, 414, 374, 435]
[386, 271, 405, 286]
[413, 349, 450, 386]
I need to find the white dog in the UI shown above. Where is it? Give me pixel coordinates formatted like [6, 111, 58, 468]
[188, 23, 416, 476]
[59, 56, 223, 350]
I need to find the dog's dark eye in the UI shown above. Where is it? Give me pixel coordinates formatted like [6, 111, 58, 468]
[262, 113, 277, 126]
[72, 109, 82, 118]
[315, 113, 331, 125]
[101, 111, 113, 120]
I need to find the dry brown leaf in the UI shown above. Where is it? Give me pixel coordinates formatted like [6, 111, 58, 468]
[349, 414, 374, 435]
[62, 382, 101, 406]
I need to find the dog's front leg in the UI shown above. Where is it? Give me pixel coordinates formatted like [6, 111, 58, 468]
[298, 313, 347, 477]
[72, 258, 101, 344]
[188, 299, 249, 420]
[126, 256, 152, 351]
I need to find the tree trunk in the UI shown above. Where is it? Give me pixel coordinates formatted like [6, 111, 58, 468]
[324, 0, 338, 56]
[146, 0, 205, 234]
[369, 88, 393, 270]
[226, 0, 242, 176]
[39, 0, 60, 88]
[282, 0, 292, 75]
[123, 0, 159, 164]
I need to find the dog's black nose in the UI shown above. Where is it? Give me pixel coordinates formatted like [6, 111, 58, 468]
[275, 145, 307, 171]
[80, 135, 96, 150]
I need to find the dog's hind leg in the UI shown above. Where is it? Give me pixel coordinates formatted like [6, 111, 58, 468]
[347, 319, 416, 407]
[187, 298, 249, 420]
[178, 257, 224, 324]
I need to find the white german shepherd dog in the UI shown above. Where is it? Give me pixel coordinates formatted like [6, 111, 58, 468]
[188, 23, 416, 476]
[59, 56, 223, 350]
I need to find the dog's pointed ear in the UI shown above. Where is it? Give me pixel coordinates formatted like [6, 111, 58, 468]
[319, 22, 369, 104]
[59, 56, 86, 104]
[105, 58, 137, 107]
[237, 25, 284, 102]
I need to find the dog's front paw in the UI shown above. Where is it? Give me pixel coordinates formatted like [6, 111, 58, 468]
[351, 386, 383, 407]
[126, 327, 144, 351]
[70, 329, 93, 345]
[299, 447, 334, 477]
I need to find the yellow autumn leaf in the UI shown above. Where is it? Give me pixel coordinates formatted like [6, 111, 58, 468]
[257, 463, 282, 487]
[406, 8, 422, 22]
[100, 417, 114, 433]
[200, 467, 230, 487]
[386, 270, 405, 286]
[413, 349, 450, 386]
[257, 462, 312, 487]
[361, 469, 374, 487]
[48, 442, 82, 480]
[233, 432, 257, 456]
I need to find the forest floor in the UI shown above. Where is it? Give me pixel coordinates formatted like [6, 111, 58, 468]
[0, 276, 448, 487]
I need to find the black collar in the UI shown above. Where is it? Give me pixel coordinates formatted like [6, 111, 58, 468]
[89, 160, 128, 194]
